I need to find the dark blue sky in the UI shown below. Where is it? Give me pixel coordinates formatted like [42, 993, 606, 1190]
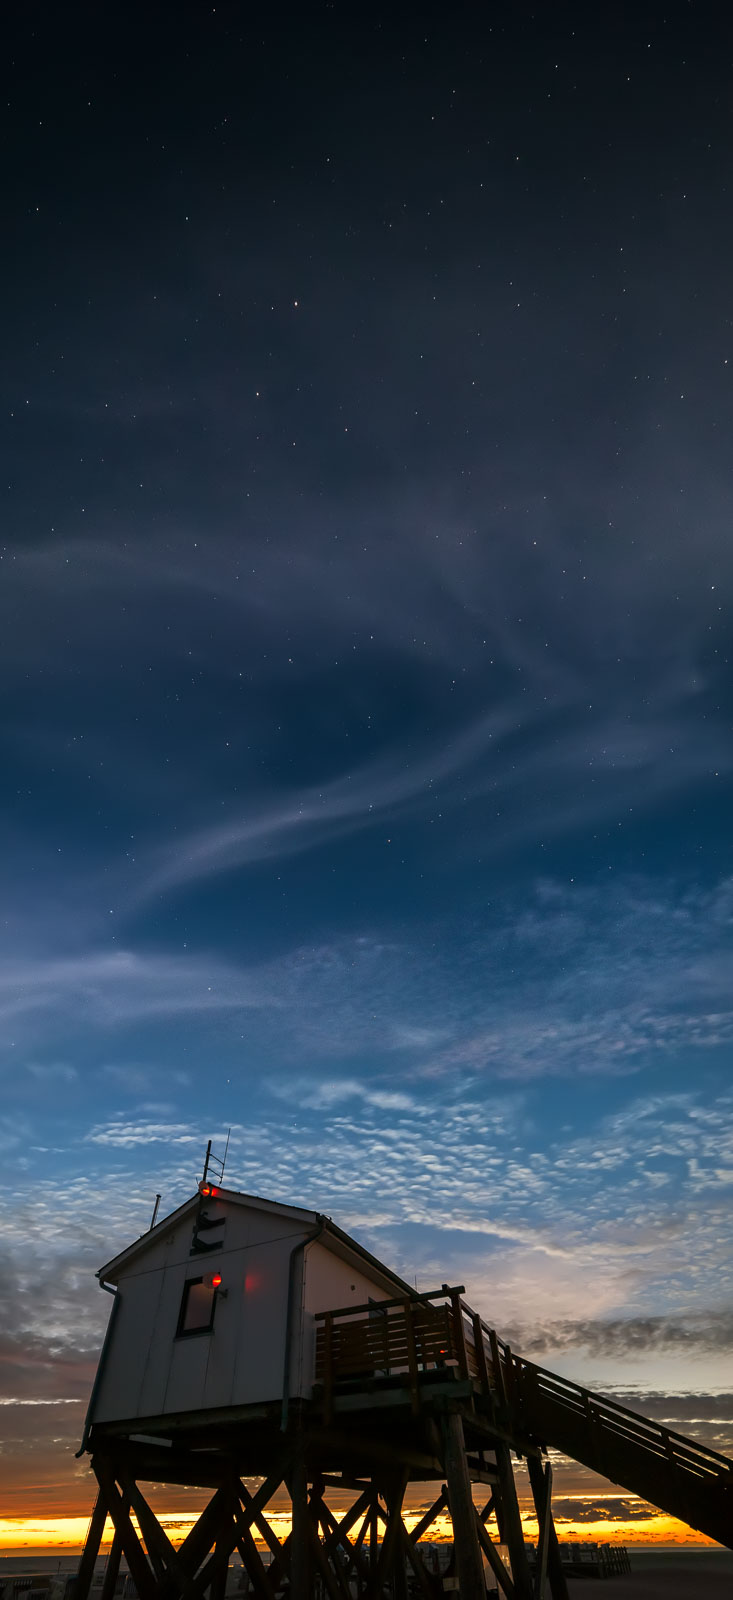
[2, 1, 733, 1530]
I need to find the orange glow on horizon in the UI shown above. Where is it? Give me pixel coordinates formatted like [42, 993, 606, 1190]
[0, 1507, 721, 1558]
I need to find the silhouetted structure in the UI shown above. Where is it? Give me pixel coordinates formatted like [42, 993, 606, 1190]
[73, 1179, 733, 1600]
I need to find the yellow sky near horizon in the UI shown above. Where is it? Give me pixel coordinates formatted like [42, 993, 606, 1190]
[0, 1505, 721, 1558]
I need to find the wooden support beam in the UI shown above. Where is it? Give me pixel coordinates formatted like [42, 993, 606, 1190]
[237, 1474, 288, 1569]
[494, 1442, 534, 1600]
[208, 1535, 231, 1600]
[169, 1486, 231, 1580]
[316, 1487, 373, 1591]
[386, 1477, 410, 1600]
[532, 1460, 551, 1600]
[73, 1487, 109, 1600]
[118, 1470, 232, 1600]
[288, 1455, 311, 1600]
[306, 1512, 345, 1600]
[310, 1423, 441, 1475]
[116, 1475, 175, 1590]
[440, 1412, 487, 1600]
[526, 1457, 570, 1600]
[395, 1514, 442, 1600]
[93, 1462, 158, 1600]
[374, 1474, 409, 1597]
[478, 1493, 495, 1525]
[233, 1506, 276, 1600]
[99, 1514, 125, 1600]
[406, 1487, 448, 1545]
[369, 1488, 379, 1586]
[473, 1511, 516, 1600]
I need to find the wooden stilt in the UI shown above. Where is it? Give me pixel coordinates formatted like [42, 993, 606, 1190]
[441, 1411, 487, 1600]
[288, 1455, 311, 1600]
[493, 1442, 533, 1600]
[386, 1477, 409, 1600]
[99, 1516, 125, 1600]
[233, 1505, 276, 1600]
[93, 1462, 157, 1600]
[374, 1473, 408, 1598]
[73, 1488, 109, 1600]
[526, 1457, 569, 1600]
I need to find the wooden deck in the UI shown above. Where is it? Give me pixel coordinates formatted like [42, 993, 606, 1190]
[315, 1287, 733, 1549]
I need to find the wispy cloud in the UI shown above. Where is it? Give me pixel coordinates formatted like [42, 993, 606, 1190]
[130, 707, 520, 900]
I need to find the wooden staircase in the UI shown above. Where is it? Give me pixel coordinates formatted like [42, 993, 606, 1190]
[315, 1287, 733, 1551]
[505, 1348, 733, 1548]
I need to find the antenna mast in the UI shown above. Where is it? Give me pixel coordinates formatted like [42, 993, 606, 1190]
[200, 1132, 231, 1188]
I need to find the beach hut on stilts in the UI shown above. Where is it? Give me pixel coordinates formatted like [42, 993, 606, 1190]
[74, 1144, 733, 1600]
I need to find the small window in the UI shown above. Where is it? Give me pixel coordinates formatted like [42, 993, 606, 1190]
[177, 1276, 216, 1337]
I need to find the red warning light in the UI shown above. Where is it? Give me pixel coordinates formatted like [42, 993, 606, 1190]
[212, 1272, 222, 1289]
[200, 1182, 221, 1197]
[201, 1183, 211, 1196]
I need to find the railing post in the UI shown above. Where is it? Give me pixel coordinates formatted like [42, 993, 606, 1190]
[471, 1312, 491, 1396]
[449, 1291, 470, 1380]
[488, 1326, 509, 1415]
[403, 1298, 421, 1414]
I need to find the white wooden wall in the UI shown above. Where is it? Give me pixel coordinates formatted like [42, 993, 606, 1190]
[93, 1200, 310, 1423]
[91, 1200, 396, 1427]
[295, 1239, 392, 1399]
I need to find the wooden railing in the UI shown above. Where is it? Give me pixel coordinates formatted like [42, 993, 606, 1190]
[313, 1290, 733, 1546]
[314, 1285, 505, 1417]
[508, 1352, 733, 1544]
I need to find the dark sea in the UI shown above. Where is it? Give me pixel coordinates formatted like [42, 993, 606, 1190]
[630, 1548, 733, 1574]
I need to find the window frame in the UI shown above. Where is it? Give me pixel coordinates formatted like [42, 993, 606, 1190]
[176, 1274, 218, 1339]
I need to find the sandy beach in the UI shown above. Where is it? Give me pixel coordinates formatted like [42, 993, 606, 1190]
[568, 1579, 732, 1599]
[564, 1552, 733, 1600]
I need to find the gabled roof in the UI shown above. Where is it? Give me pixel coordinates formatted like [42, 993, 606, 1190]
[97, 1185, 413, 1300]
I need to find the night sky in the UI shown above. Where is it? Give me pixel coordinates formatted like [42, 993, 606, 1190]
[2, 1, 733, 1548]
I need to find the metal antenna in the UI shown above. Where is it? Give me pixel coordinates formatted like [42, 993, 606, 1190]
[202, 1139, 212, 1185]
[220, 1127, 231, 1183]
[148, 1194, 161, 1231]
